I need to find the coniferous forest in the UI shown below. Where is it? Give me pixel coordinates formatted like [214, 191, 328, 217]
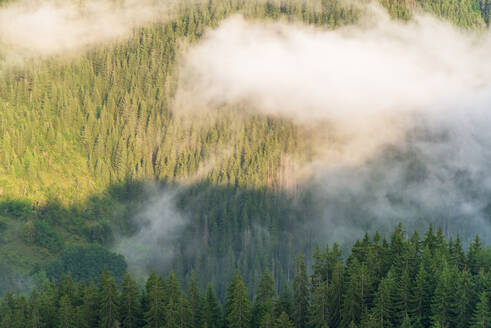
[0, 225, 490, 328]
[0, 0, 491, 326]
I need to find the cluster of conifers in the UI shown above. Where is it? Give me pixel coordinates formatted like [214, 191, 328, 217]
[0, 224, 489, 328]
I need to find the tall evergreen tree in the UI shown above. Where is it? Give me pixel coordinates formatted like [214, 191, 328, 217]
[188, 273, 202, 328]
[274, 283, 292, 319]
[98, 269, 120, 328]
[225, 272, 251, 328]
[144, 271, 166, 328]
[470, 291, 491, 328]
[293, 254, 309, 328]
[58, 295, 75, 328]
[327, 261, 343, 328]
[371, 270, 394, 328]
[430, 262, 458, 328]
[120, 272, 142, 328]
[252, 269, 276, 328]
[275, 312, 295, 328]
[309, 281, 329, 328]
[202, 284, 222, 328]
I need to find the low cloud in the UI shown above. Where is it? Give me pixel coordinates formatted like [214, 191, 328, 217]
[177, 6, 491, 241]
[114, 187, 188, 277]
[0, 0, 175, 65]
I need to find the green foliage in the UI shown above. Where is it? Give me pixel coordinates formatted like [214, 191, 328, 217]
[275, 312, 295, 328]
[46, 244, 126, 283]
[0, 225, 488, 328]
[226, 272, 251, 328]
[202, 284, 223, 328]
[293, 254, 310, 328]
[22, 219, 63, 252]
[252, 270, 276, 327]
[0, 0, 490, 316]
[470, 292, 491, 328]
[98, 269, 120, 328]
[120, 272, 142, 328]
[309, 281, 329, 328]
[144, 271, 166, 328]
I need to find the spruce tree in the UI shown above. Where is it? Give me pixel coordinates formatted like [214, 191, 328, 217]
[120, 272, 142, 328]
[58, 295, 75, 328]
[226, 272, 251, 328]
[274, 283, 292, 319]
[327, 261, 343, 328]
[455, 270, 475, 328]
[308, 281, 329, 328]
[252, 269, 276, 328]
[144, 271, 166, 328]
[98, 268, 120, 328]
[29, 291, 42, 328]
[341, 259, 362, 327]
[188, 273, 202, 328]
[275, 312, 295, 328]
[293, 254, 309, 328]
[202, 284, 222, 328]
[81, 282, 99, 328]
[371, 271, 394, 328]
[400, 314, 413, 328]
[470, 292, 491, 328]
[430, 262, 458, 328]
[259, 312, 274, 328]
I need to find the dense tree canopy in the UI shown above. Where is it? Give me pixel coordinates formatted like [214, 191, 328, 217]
[0, 225, 490, 327]
[0, 0, 490, 311]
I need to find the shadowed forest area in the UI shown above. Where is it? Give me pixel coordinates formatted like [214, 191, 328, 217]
[0, 1, 490, 326]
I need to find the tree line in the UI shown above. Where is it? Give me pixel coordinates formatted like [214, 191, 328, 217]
[0, 0, 490, 310]
[0, 224, 490, 328]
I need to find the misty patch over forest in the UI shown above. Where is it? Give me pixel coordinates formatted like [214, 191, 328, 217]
[0, 0, 490, 305]
[114, 4, 491, 274]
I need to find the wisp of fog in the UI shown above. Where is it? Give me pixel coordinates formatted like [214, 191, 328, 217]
[0, 0, 175, 65]
[115, 188, 188, 277]
[177, 5, 491, 242]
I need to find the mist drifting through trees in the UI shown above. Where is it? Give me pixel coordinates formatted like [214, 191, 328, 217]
[0, 0, 490, 327]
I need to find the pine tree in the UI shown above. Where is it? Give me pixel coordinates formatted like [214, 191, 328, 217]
[393, 268, 411, 325]
[293, 254, 309, 328]
[81, 282, 99, 328]
[467, 235, 484, 275]
[29, 290, 41, 328]
[371, 270, 394, 328]
[410, 247, 435, 328]
[341, 259, 363, 327]
[252, 269, 276, 328]
[470, 292, 491, 328]
[308, 281, 329, 328]
[327, 261, 343, 328]
[166, 296, 180, 328]
[202, 284, 222, 328]
[455, 270, 475, 328]
[274, 282, 292, 319]
[98, 268, 120, 328]
[275, 312, 295, 328]
[58, 295, 75, 328]
[144, 271, 166, 328]
[188, 273, 202, 328]
[40, 282, 59, 328]
[120, 272, 142, 328]
[430, 262, 458, 328]
[166, 272, 184, 328]
[400, 314, 413, 328]
[259, 312, 274, 328]
[226, 272, 251, 328]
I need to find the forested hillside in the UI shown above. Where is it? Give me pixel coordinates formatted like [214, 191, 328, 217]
[0, 226, 490, 328]
[0, 0, 490, 306]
